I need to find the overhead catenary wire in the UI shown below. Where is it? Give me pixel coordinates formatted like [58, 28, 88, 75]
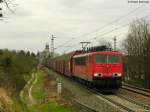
[66, 14, 150, 52]
[65, 5, 147, 49]
[72, 4, 147, 39]
[55, 4, 149, 53]
[63, 14, 150, 53]
[62, 43, 81, 53]
[92, 14, 150, 41]
[55, 38, 75, 50]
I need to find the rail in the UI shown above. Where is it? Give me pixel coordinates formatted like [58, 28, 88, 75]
[74, 99, 99, 112]
[117, 94, 150, 110]
[47, 68, 150, 112]
[74, 81, 150, 112]
[122, 83, 150, 97]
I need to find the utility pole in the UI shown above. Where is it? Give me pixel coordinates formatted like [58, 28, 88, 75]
[80, 42, 91, 51]
[51, 35, 56, 57]
[113, 36, 117, 51]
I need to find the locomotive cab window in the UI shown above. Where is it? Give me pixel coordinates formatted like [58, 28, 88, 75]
[95, 55, 121, 64]
[108, 56, 120, 63]
[95, 55, 107, 64]
[74, 56, 86, 65]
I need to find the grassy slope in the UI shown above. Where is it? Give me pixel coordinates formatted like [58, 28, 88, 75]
[0, 50, 37, 112]
[29, 69, 74, 112]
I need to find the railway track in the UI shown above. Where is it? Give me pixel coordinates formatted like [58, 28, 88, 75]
[91, 88, 150, 112]
[117, 94, 150, 110]
[122, 83, 150, 97]
[74, 99, 99, 112]
[47, 69, 150, 112]
[72, 80, 150, 112]
[72, 81, 150, 112]
[95, 94, 135, 112]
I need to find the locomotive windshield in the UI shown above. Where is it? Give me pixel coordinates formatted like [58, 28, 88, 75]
[108, 56, 120, 63]
[95, 55, 107, 63]
[95, 55, 121, 64]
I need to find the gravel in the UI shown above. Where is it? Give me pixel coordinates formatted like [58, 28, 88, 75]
[46, 69, 125, 112]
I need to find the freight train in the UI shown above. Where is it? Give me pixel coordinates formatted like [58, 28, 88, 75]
[47, 46, 123, 90]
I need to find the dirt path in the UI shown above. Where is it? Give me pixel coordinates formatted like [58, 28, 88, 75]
[20, 73, 34, 100]
[28, 73, 37, 105]
[20, 72, 38, 106]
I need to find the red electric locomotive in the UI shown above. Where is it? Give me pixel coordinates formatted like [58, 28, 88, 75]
[48, 46, 123, 90]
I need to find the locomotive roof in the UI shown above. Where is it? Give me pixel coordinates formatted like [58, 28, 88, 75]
[53, 50, 82, 61]
[52, 50, 122, 61]
[73, 51, 122, 58]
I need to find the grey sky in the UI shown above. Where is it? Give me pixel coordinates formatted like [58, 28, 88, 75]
[0, 0, 150, 53]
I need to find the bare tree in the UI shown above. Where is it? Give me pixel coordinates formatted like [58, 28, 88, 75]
[123, 20, 148, 57]
[98, 38, 112, 48]
[0, 0, 15, 14]
[122, 19, 150, 88]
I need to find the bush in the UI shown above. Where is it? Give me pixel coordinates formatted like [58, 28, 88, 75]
[0, 49, 38, 95]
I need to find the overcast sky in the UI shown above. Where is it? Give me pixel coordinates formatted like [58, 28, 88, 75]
[0, 0, 150, 54]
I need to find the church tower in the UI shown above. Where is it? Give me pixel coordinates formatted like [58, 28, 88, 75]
[45, 42, 50, 58]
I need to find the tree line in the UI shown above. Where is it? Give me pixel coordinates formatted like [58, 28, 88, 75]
[0, 49, 37, 96]
[122, 19, 150, 89]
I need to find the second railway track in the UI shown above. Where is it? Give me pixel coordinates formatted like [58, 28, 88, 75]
[116, 94, 150, 110]
[90, 88, 150, 112]
[71, 79, 150, 112]
[122, 83, 150, 97]
[70, 78, 150, 112]
[47, 68, 150, 112]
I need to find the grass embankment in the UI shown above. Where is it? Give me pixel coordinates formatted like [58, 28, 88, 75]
[0, 49, 37, 112]
[28, 69, 75, 112]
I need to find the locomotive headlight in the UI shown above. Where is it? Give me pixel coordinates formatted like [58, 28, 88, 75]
[94, 73, 103, 77]
[117, 73, 122, 77]
[114, 73, 122, 77]
[94, 73, 99, 77]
